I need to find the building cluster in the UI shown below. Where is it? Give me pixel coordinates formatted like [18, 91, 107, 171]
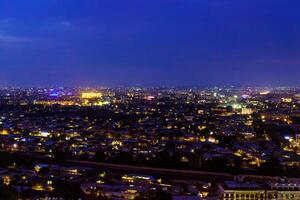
[218, 178, 300, 200]
[0, 86, 299, 199]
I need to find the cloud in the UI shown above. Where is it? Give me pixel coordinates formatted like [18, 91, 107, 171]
[259, 59, 300, 65]
[0, 34, 21, 42]
[0, 19, 13, 28]
[0, 18, 74, 44]
[59, 21, 72, 28]
[0, 33, 30, 43]
[0, 19, 31, 43]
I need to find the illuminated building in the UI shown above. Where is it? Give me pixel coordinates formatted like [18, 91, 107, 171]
[218, 181, 265, 200]
[281, 98, 292, 103]
[266, 183, 300, 200]
[3, 176, 11, 185]
[122, 174, 155, 184]
[144, 95, 155, 101]
[39, 131, 51, 137]
[80, 91, 109, 106]
[231, 104, 242, 110]
[0, 129, 8, 135]
[81, 92, 102, 99]
[241, 108, 253, 115]
[295, 134, 300, 143]
[34, 100, 77, 106]
[93, 101, 110, 106]
[259, 91, 270, 95]
[218, 181, 300, 200]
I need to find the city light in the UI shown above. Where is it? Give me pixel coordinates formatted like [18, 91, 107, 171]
[81, 92, 102, 99]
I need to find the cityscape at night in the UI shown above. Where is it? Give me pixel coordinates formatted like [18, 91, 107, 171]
[0, 87, 299, 199]
[1, 0, 300, 200]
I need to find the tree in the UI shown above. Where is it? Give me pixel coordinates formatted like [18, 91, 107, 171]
[135, 188, 172, 200]
[111, 151, 134, 164]
[259, 157, 284, 176]
[53, 147, 71, 162]
[252, 113, 265, 138]
[53, 179, 82, 199]
[0, 185, 19, 200]
[38, 167, 50, 177]
[93, 150, 106, 162]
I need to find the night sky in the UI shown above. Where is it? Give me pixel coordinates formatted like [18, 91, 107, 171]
[1, 0, 300, 87]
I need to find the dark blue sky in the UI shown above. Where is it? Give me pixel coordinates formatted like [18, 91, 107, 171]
[1, 0, 300, 87]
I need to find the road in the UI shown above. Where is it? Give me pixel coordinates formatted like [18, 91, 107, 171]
[66, 160, 300, 182]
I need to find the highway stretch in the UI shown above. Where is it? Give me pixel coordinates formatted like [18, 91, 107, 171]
[66, 160, 300, 182]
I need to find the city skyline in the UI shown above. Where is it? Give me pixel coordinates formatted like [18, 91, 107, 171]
[1, 0, 300, 86]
